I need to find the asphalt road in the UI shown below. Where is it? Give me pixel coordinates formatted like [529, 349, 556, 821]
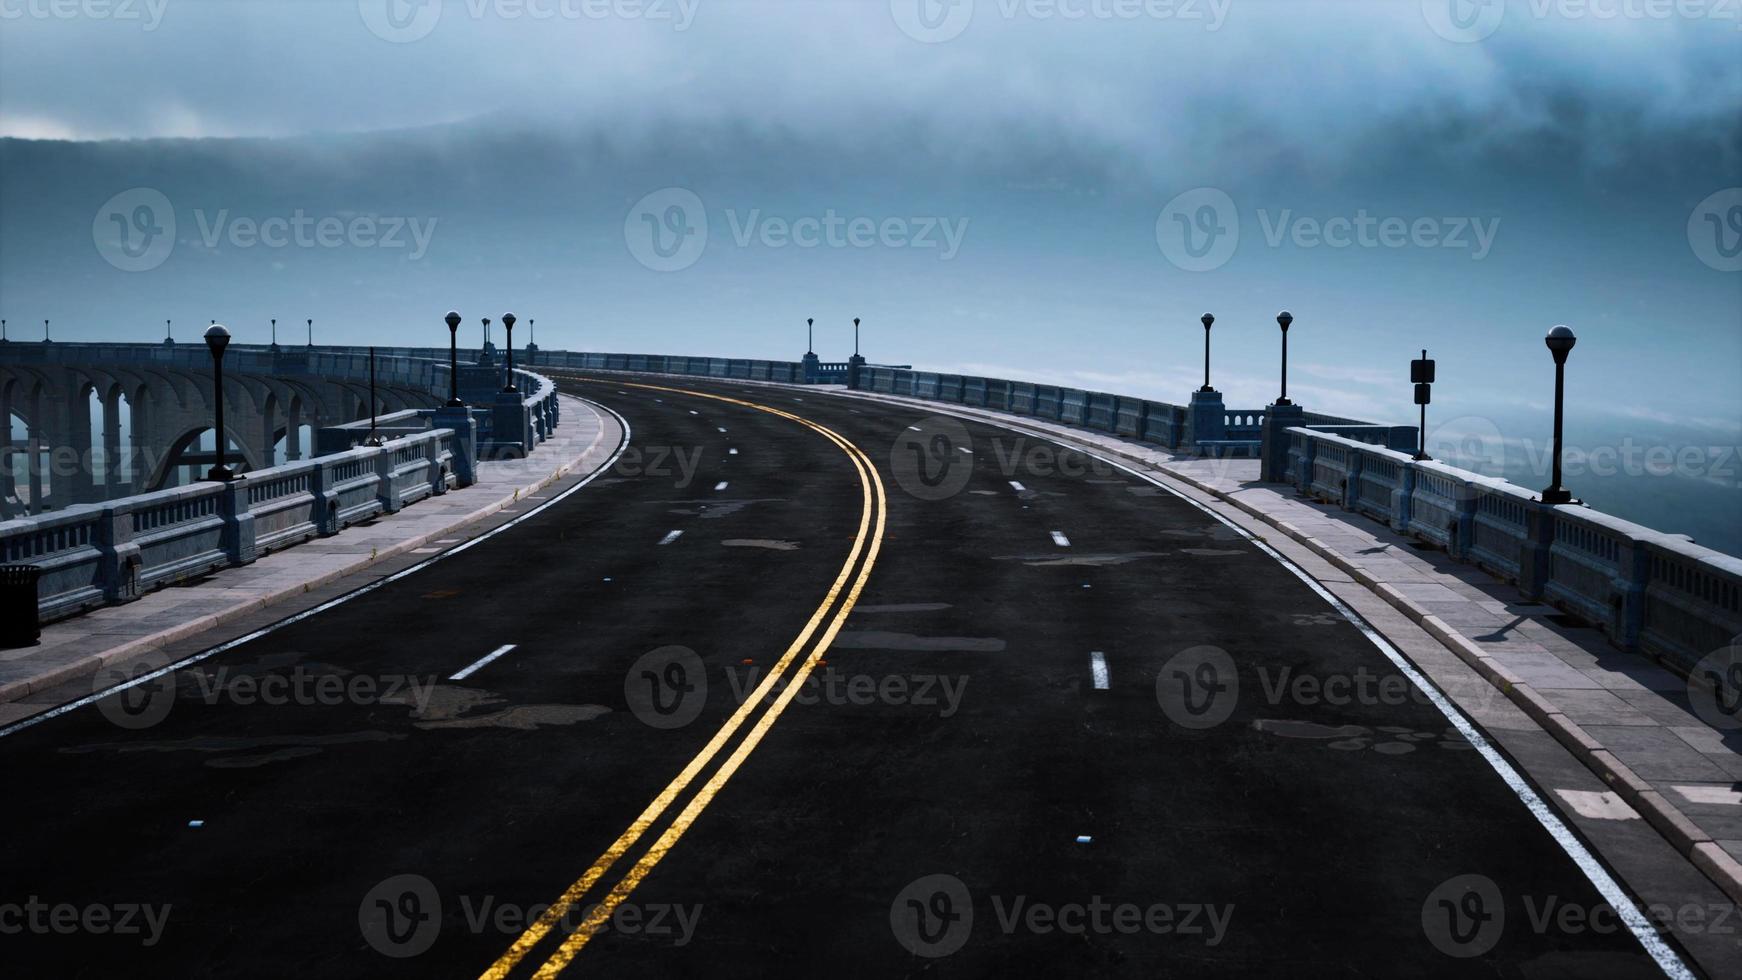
[0, 374, 1687, 978]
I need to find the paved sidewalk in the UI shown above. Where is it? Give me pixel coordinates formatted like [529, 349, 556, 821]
[0, 394, 622, 715]
[831, 388, 1742, 909]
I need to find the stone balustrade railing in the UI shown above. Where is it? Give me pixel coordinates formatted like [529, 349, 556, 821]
[1284, 428, 1742, 676]
[1, 424, 458, 621]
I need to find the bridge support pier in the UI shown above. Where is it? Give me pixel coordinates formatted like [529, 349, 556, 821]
[100, 389, 124, 500]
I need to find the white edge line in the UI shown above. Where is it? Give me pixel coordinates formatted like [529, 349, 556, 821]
[835, 397, 1692, 980]
[0, 400, 635, 742]
[450, 644, 518, 681]
[658, 530, 684, 546]
[1089, 651, 1109, 690]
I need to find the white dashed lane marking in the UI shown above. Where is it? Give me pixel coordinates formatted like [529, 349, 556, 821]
[658, 530, 684, 546]
[1009, 481, 1026, 492]
[1050, 531, 1071, 547]
[450, 644, 518, 681]
[714, 482, 728, 491]
[729, 448, 739, 455]
[1090, 652, 1109, 690]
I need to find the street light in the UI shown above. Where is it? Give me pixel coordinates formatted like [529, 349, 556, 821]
[807, 317, 814, 354]
[1199, 312, 1215, 392]
[203, 324, 234, 481]
[501, 312, 519, 392]
[270, 317, 278, 349]
[1, 320, 7, 343]
[444, 311, 464, 407]
[1541, 325, 1578, 505]
[165, 319, 172, 344]
[1274, 311, 1294, 406]
[42, 319, 50, 344]
[307, 318, 313, 346]
[853, 317, 861, 356]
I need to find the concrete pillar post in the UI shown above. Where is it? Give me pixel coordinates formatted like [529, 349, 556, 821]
[285, 401, 304, 462]
[0, 386, 14, 512]
[1260, 403, 1305, 483]
[27, 428, 44, 513]
[1187, 389, 1226, 448]
[101, 389, 123, 499]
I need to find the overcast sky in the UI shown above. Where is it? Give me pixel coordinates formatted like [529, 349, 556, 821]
[1, 0, 1739, 541]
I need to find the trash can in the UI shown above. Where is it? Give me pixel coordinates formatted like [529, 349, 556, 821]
[0, 564, 42, 648]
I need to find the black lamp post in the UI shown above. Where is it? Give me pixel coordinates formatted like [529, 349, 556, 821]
[1, 319, 7, 343]
[43, 319, 50, 344]
[444, 310, 464, 407]
[1274, 311, 1294, 405]
[203, 324, 234, 481]
[501, 312, 519, 392]
[270, 317, 279, 349]
[482, 316, 491, 351]
[1541, 325, 1577, 505]
[1411, 349, 1435, 461]
[165, 319, 172, 344]
[853, 317, 861, 356]
[1199, 312, 1215, 392]
[807, 317, 814, 354]
[307, 318, 313, 346]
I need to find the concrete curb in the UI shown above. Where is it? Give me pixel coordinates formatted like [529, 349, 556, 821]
[0, 395, 616, 707]
[804, 386, 1742, 908]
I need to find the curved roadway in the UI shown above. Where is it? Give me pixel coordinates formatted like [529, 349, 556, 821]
[0, 374, 1682, 978]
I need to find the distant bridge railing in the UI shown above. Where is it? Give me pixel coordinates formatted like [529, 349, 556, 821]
[0, 342, 569, 620]
[1, 427, 457, 622]
[1284, 428, 1742, 676]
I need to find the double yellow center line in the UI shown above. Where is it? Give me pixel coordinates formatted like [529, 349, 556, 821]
[481, 379, 887, 979]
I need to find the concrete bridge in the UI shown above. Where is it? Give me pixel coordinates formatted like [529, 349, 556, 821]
[0, 342, 444, 514]
[2, 328, 1740, 978]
